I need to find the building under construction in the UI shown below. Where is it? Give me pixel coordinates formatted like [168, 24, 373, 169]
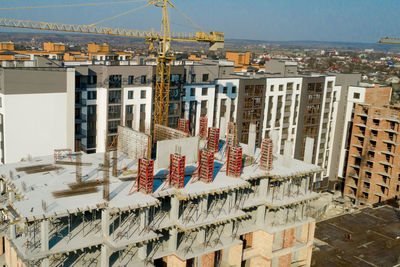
[0, 124, 321, 267]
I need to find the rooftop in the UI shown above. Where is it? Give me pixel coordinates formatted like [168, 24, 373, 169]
[0, 139, 322, 223]
[312, 205, 400, 267]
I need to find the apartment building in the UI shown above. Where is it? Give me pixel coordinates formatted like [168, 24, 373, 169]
[294, 75, 340, 186]
[262, 77, 303, 155]
[74, 65, 154, 153]
[337, 84, 392, 187]
[344, 104, 400, 204]
[0, 67, 75, 163]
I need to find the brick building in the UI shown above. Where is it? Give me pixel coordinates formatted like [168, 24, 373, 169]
[344, 104, 400, 204]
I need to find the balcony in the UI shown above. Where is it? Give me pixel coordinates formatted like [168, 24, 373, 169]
[355, 123, 366, 128]
[383, 140, 397, 146]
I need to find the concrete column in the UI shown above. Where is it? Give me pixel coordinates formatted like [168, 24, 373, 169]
[170, 196, 179, 223]
[101, 244, 109, 267]
[0, 181, 5, 194]
[140, 209, 149, 228]
[168, 228, 178, 251]
[304, 137, 314, 164]
[101, 209, 110, 237]
[8, 191, 15, 202]
[138, 244, 147, 260]
[40, 258, 49, 267]
[259, 179, 268, 200]
[247, 123, 256, 156]
[9, 224, 15, 240]
[256, 205, 266, 227]
[220, 117, 227, 139]
[40, 220, 49, 252]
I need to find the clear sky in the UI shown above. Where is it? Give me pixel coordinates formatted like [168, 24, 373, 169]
[0, 0, 399, 43]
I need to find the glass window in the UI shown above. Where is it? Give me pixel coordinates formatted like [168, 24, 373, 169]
[108, 106, 121, 119]
[126, 105, 133, 114]
[128, 75, 134, 85]
[109, 75, 122, 88]
[109, 90, 121, 104]
[88, 91, 97, 100]
[140, 75, 147, 84]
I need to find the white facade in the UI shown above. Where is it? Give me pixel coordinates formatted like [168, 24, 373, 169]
[262, 77, 303, 155]
[123, 86, 152, 135]
[0, 68, 75, 164]
[337, 86, 368, 179]
[183, 84, 216, 135]
[214, 79, 239, 138]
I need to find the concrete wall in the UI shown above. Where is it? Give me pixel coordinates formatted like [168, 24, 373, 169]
[156, 136, 199, 169]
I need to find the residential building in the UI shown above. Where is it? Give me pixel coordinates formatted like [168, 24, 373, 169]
[344, 103, 400, 204]
[0, 67, 75, 163]
[337, 84, 392, 188]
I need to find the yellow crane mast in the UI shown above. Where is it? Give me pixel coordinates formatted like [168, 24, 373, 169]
[0, 0, 224, 127]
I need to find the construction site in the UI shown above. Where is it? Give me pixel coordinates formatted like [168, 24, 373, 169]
[0, 121, 322, 267]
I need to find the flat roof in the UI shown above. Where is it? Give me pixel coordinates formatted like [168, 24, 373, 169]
[0, 140, 321, 222]
[312, 205, 400, 267]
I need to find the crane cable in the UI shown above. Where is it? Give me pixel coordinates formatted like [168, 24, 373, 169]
[172, 5, 204, 33]
[0, 0, 148, 10]
[88, 3, 149, 27]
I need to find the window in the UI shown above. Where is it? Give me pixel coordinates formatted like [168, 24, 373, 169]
[108, 121, 120, 134]
[109, 90, 122, 104]
[108, 106, 121, 119]
[190, 88, 195, 96]
[223, 87, 228, 94]
[128, 75, 134, 85]
[88, 75, 97, 85]
[126, 105, 133, 114]
[202, 88, 208, 96]
[140, 75, 147, 84]
[353, 92, 360, 99]
[88, 105, 96, 115]
[128, 91, 134, 99]
[88, 91, 97, 100]
[202, 73, 209, 82]
[140, 90, 146, 99]
[232, 86, 237, 94]
[109, 75, 122, 88]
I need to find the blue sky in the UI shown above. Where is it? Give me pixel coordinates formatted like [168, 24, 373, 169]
[0, 0, 399, 43]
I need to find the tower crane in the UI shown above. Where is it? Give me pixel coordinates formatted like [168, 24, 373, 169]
[0, 0, 224, 127]
[378, 37, 400, 45]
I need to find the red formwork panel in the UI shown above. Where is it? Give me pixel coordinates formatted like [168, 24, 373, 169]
[199, 117, 208, 139]
[260, 139, 273, 171]
[169, 154, 186, 189]
[178, 118, 190, 134]
[137, 158, 154, 194]
[207, 127, 220, 152]
[198, 150, 214, 183]
[227, 146, 243, 177]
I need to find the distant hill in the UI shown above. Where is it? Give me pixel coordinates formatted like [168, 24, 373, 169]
[0, 32, 399, 52]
